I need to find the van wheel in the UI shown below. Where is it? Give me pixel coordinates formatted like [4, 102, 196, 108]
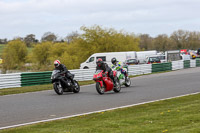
[83, 66, 89, 69]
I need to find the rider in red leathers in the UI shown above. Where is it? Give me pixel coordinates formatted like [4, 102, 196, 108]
[96, 58, 116, 85]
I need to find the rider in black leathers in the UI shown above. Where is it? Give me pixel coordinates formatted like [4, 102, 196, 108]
[54, 60, 75, 86]
[96, 58, 116, 85]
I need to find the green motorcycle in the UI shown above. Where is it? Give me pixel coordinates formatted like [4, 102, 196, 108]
[113, 66, 131, 87]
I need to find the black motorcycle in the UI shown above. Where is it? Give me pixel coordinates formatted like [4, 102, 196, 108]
[51, 70, 80, 95]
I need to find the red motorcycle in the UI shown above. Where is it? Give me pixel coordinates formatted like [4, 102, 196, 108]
[93, 70, 121, 95]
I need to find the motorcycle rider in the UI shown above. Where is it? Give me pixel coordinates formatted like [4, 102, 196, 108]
[111, 57, 128, 81]
[54, 60, 75, 86]
[96, 58, 116, 85]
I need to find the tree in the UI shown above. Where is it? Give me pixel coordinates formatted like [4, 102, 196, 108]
[41, 32, 57, 42]
[77, 25, 140, 63]
[138, 34, 153, 50]
[24, 34, 38, 47]
[153, 34, 171, 52]
[170, 30, 190, 49]
[2, 40, 28, 70]
[0, 38, 7, 44]
[65, 31, 79, 43]
[28, 41, 53, 70]
[13, 36, 23, 41]
[187, 31, 200, 50]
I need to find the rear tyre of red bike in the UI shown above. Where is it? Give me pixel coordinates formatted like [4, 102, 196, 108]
[96, 82, 105, 95]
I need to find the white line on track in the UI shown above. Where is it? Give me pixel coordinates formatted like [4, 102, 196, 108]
[0, 91, 199, 130]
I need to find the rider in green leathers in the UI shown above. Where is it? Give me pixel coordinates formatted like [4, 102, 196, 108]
[111, 57, 128, 81]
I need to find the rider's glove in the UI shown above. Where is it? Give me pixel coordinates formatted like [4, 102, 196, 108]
[102, 72, 108, 77]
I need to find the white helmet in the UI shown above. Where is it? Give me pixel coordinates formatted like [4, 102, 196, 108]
[54, 60, 61, 68]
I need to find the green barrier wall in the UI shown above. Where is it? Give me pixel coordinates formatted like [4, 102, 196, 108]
[152, 63, 172, 73]
[196, 59, 200, 67]
[21, 71, 52, 86]
[184, 60, 190, 69]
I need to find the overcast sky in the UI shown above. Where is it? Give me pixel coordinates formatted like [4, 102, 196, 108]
[0, 0, 200, 40]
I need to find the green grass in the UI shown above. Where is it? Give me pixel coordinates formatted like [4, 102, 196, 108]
[0, 93, 200, 133]
[0, 80, 95, 96]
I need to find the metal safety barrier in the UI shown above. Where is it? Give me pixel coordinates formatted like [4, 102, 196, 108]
[152, 62, 172, 73]
[0, 73, 21, 89]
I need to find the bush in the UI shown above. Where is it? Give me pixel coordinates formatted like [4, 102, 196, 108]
[2, 40, 28, 70]
[28, 42, 53, 70]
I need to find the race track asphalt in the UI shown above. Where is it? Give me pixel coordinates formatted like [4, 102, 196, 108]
[0, 67, 200, 128]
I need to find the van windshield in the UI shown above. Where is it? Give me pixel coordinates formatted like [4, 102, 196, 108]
[127, 59, 137, 63]
[158, 56, 165, 60]
[89, 57, 94, 62]
[149, 57, 160, 62]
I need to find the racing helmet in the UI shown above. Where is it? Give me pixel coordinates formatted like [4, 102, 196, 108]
[96, 58, 103, 67]
[111, 57, 117, 65]
[54, 60, 61, 68]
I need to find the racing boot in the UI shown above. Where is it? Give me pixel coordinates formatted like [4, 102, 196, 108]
[70, 76, 76, 87]
[111, 77, 116, 87]
[124, 72, 128, 82]
[71, 79, 75, 86]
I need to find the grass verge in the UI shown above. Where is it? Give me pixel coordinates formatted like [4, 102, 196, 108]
[0, 80, 95, 96]
[0, 93, 200, 133]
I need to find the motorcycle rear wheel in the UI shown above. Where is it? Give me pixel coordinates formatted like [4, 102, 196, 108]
[125, 77, 131, 87]
[73, 80, 80, 93]
[96, 82, 105, 95]
[53, 83, 63, 95]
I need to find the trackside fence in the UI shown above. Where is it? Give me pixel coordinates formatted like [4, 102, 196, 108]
[152, 62, 172, 73]
[0, 73, 21, 89]
[196, 59, 200, 67]
[128, 64, 152, 76]
[0, 59, 200, 89]
[21, 72, 52, 87]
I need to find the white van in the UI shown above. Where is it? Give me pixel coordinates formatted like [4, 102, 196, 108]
[136, 50, 157, 64]
[146, 54, 167, 63]
[180, 54, 191, 60]
[80, 51, 137, 69]
[165, 50, 181, 62]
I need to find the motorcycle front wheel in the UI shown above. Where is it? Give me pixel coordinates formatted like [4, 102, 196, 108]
[96, 82, 105, 95]
[53, 83, 63, 95]
[114, 78, 121, 93]
[73, 80, 80, 93]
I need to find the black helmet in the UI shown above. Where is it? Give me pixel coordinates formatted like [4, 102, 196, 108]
[111, 57, 117, 64]
[96, 58, 103, 67]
